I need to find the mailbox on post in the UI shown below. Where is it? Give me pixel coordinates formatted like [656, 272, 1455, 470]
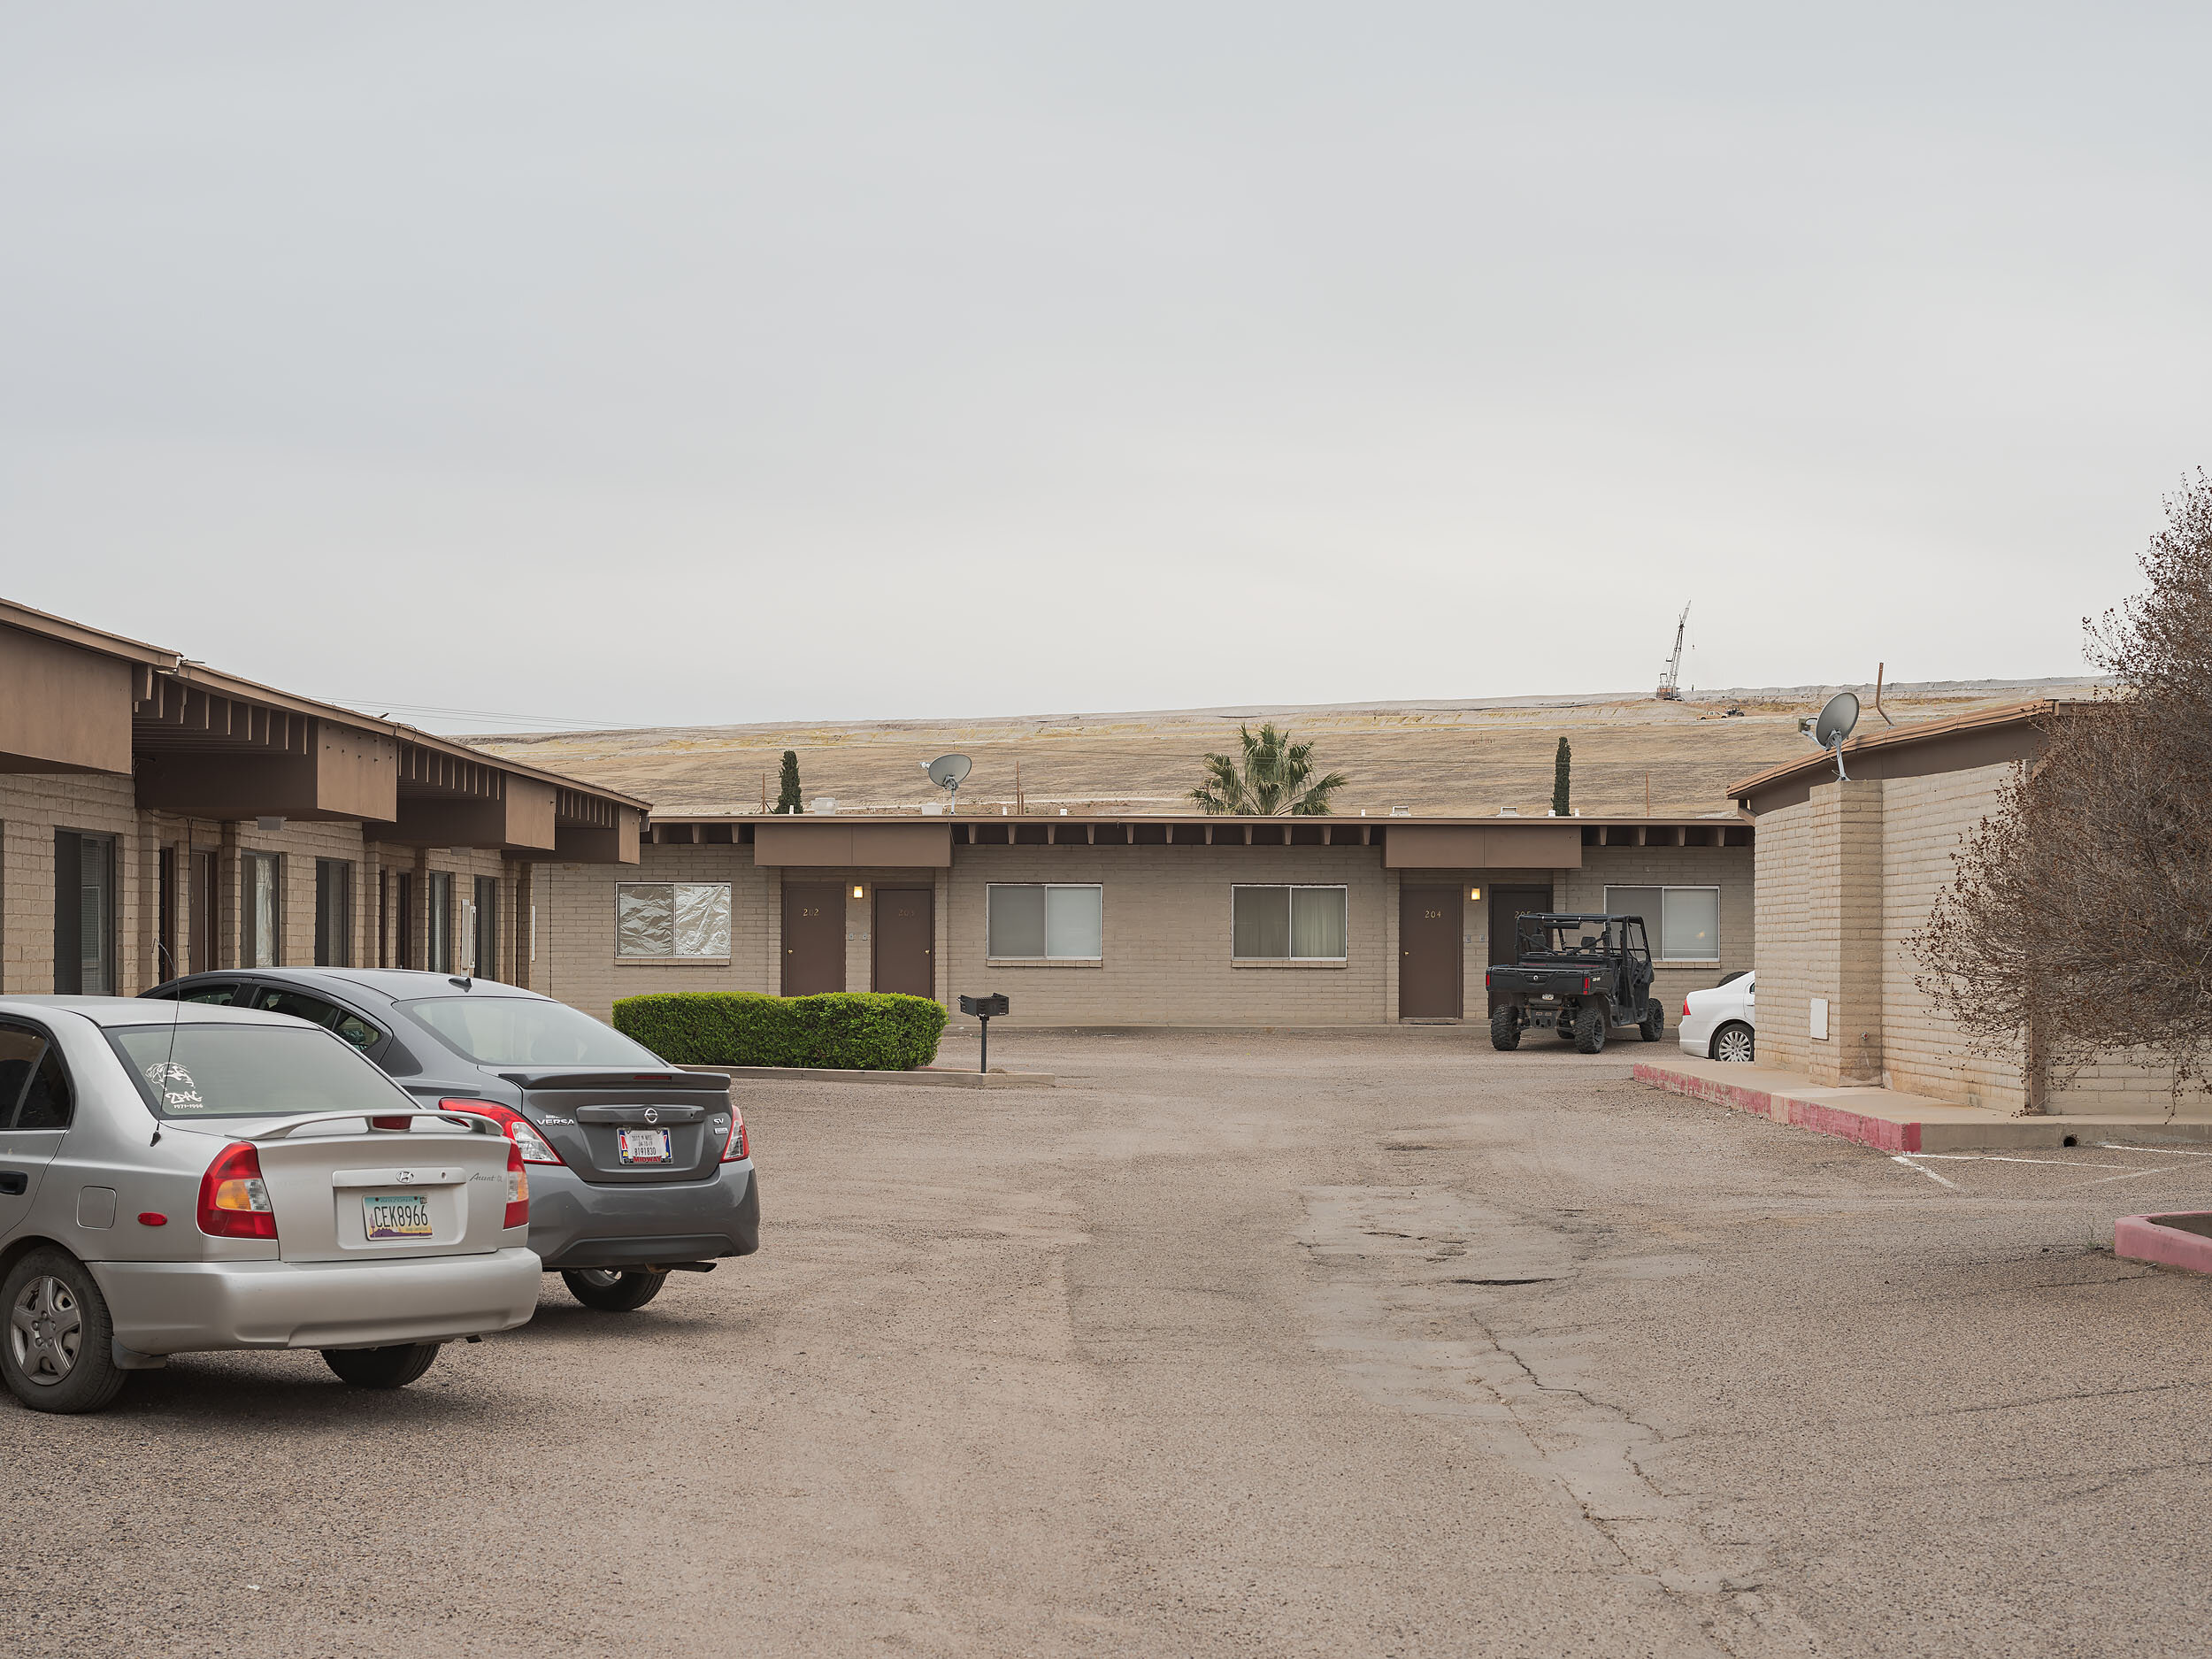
[958, 993, 1009, 1075]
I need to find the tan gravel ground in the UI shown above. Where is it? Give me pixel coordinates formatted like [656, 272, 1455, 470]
[11, 1031, 2212, 1656]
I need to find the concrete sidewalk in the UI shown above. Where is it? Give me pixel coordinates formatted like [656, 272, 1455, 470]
[1634, 1055, 2212, 1152]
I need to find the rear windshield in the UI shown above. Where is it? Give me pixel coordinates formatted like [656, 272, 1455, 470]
[400, 996, 663, 1067]
[109, 1024, 411, 1118]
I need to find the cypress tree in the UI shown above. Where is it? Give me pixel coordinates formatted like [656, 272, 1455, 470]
[1551, 737, 1571, 817]
[776, 750, 803, 815]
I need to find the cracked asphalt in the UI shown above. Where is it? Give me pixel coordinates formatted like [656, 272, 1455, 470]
[10, 1030, 2212, 1656]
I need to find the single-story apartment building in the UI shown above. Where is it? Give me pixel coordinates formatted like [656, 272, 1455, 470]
[529, 810, 1755, 1028]
[1, 598, 644, 998]
[1730, 698, 2185, 1115]
[4, 591, 1755, 1032]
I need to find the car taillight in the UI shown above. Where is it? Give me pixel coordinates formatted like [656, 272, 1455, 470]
[439, 1098, 565, 1164]
[504, 1141, 529, 1229]
[1682, 997, 1691, 1018]
[1484, 972, 1492, 989]
[1583, 976, 1592, 994]
[197, 1141, 277, 1240]
[718, 1103, 749, 1163]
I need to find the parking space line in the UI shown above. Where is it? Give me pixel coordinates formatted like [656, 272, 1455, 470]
[1915, 1154, 2141, 1169]
[2097, 1143, 2212, 1157]
[1892, 1155, 1959, 1189]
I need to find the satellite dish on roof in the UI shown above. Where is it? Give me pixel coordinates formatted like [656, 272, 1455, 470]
[923, 753, 972, 815]
[1814, 692, 1860, 749]
[1808, 691, 1861, 781]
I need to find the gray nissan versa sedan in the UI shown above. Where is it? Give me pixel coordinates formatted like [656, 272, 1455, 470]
[146, 970, 759, 1311]
[0, 997, 541, 1413]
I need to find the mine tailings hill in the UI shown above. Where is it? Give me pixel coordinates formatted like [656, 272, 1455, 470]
[465, 679, 2101, 819]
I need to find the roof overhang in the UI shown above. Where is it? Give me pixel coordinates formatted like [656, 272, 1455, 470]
[1726, 699, 2078, 815]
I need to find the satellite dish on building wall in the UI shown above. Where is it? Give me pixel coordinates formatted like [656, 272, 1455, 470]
[924, 753, 972, 814]
[1809, 691, 1861, 781]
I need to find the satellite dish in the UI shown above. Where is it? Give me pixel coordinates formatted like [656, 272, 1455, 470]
[1809, 691, 1861, 781]
[923, 753, 972, 815]
[1814, 692, 1860, 749]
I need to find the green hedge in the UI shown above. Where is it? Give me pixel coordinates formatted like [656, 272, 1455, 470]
[611, 992, 948, 1071]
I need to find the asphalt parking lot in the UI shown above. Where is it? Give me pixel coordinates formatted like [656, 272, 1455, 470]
[11, 1030, 2212, 1657]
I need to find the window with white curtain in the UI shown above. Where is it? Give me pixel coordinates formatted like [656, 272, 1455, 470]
[1604, 885, 1720, 962]
[987, 885, 1102, 960]
[618, 882, 732, 958]
[1232, 886, 1348, 960]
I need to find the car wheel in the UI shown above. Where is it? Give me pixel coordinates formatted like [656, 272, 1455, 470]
[322, 1344, 442, 1389]
[1488, 1007, 1521, 1051]
[1, 1248, 129, 1414]
[1572, 1003, 1608, 1055]
[562, 1269, 667, 1311]
[1713, 1022, 1755, 1064]
[1639, 1000, 1666, 1042]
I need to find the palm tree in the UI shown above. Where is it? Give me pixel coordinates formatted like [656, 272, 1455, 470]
[1190, 724, 1348, 815]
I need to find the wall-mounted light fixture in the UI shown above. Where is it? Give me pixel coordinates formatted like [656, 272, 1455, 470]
[850, 885, 864, 900]
[1469, 887, 1483, 901]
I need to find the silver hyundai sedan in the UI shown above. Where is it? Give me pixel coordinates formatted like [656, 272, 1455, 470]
[0, 997, 541, 1414]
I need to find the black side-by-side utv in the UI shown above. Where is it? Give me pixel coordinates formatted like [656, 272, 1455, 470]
[1486, 912, 1667, 1055]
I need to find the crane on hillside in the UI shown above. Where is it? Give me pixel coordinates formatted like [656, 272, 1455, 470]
[1655, 603, 1690, 701]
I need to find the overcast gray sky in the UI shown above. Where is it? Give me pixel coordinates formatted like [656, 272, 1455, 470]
[4, 4, 2206, 730]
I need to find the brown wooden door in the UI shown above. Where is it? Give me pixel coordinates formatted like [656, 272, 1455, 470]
[781, 883, 846, 995]
[1398, 885, 1462, 1018]
[872, 887, 934, 998]
[1488, 886, 1553, 1012]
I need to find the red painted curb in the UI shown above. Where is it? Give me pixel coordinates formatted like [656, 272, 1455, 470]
[1634, 1062, 1923, 1154]
[2115, 1214, 2212, 1274]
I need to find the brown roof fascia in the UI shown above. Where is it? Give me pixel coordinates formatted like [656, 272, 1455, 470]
[645, 811, 1748, 828]
[0, 597, 180, 670]
[157, 664, 651, 813]
[1724, 697, 2092, 806]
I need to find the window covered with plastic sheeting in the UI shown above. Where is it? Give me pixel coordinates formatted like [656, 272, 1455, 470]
[618, 882, 730, 957]
[673, 882, 732, 956]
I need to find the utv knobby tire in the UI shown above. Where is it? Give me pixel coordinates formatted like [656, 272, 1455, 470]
[1639, 1000, 1666, 1042]
[563, 1268, 667, 1311]
[1572, 1003, 1609, 1055]
[323, 1343, 442, 1389]
[1, 1248, 128, 1414]
[1489, 1008, 1522, 1051]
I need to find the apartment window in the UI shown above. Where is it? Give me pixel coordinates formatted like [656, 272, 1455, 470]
[1232, 885, 1347, 961]
[394, 872, 414, 969]
[315, 860, 353, 967]
[474, 876, 501, 981]
[1604, 886, 1719, 963]
[618, 882, 732, 957]
[52, 832, 116, 995]
[427, 872, 453, 973]
[243, 851, 281, 969]
[986, 885, 1102, 961]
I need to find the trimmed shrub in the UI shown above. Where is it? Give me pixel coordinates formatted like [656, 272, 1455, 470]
[612, 991, 948, 1071]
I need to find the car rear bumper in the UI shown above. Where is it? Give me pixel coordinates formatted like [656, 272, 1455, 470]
[526, 1162, 758, 1271]
[1678, 1010, 1717, 1057]
[87, 1248, 542, 1356]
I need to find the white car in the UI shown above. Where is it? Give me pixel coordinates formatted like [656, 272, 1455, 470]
[1678, 972, 1755, 1063]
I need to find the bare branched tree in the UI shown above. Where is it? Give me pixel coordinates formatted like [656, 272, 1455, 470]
[1913, 472, 2212, 1110]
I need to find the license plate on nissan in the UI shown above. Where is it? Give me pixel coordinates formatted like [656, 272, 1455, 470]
[618, 1127, 672, 1164]
[364, 1193, 433, 1240]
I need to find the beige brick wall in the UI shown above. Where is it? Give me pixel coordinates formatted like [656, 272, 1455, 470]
[1755, 764, 2188, 1114]
[529, 836, 1755, 1029]
[1, 773, 529, 996]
